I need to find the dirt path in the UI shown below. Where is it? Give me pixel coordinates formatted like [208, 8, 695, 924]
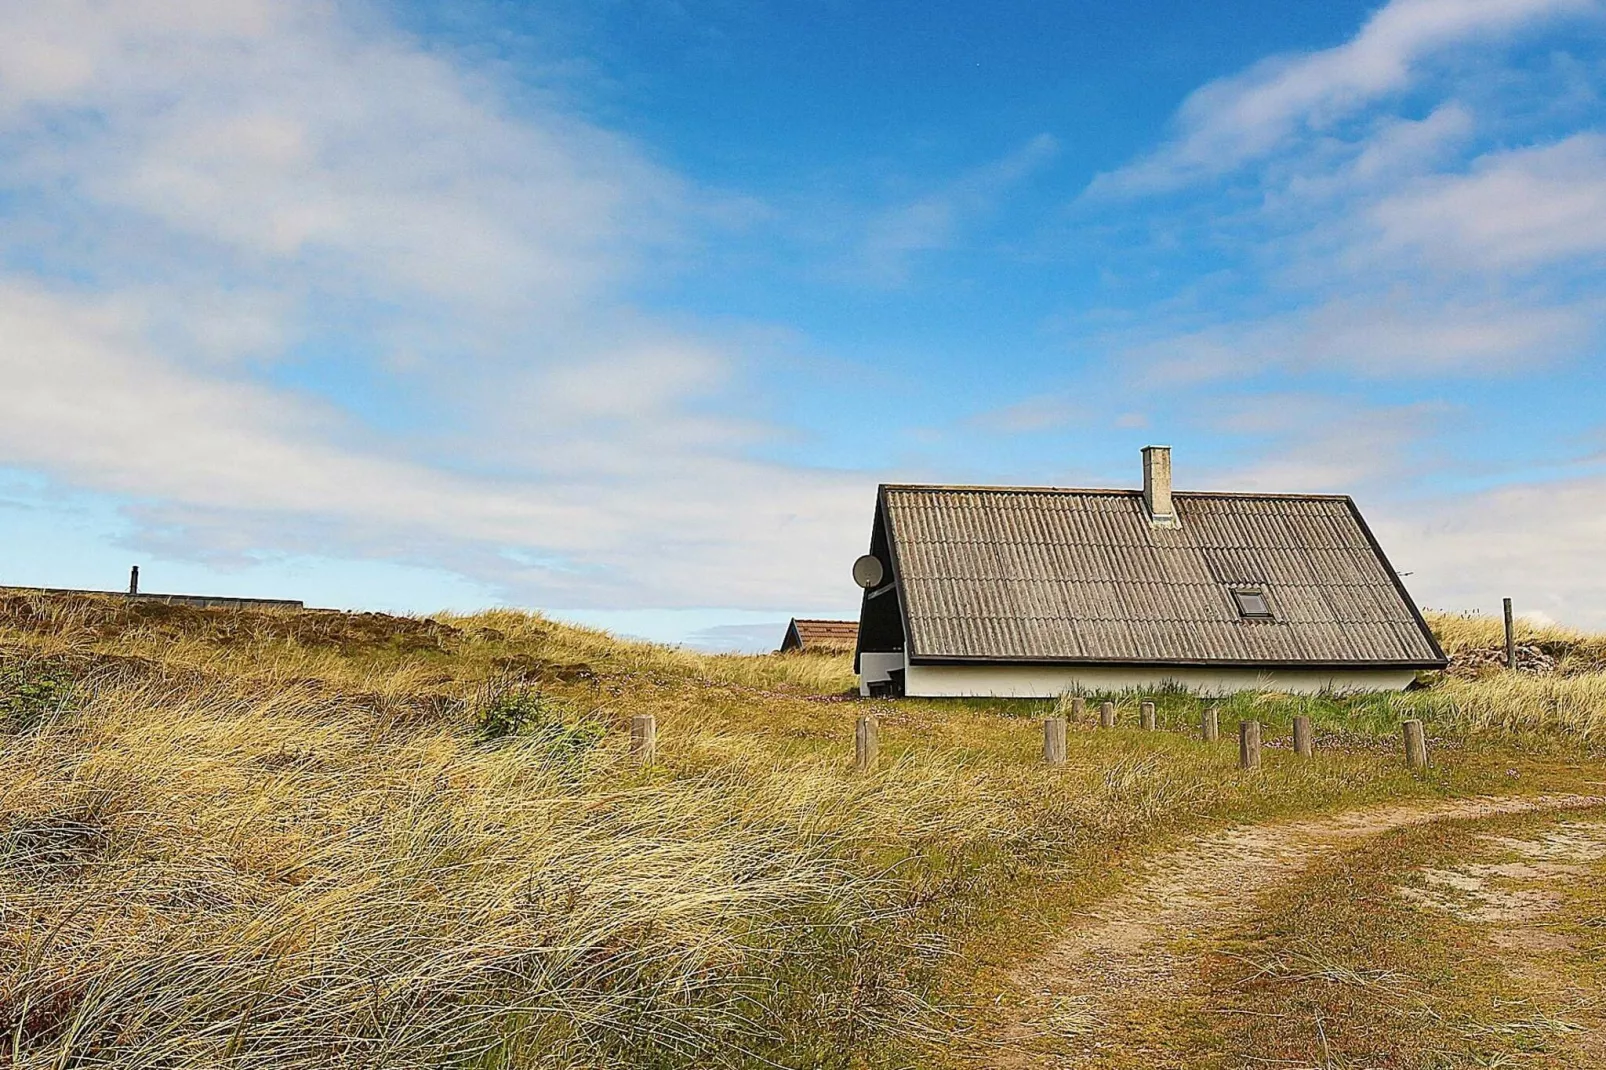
[995, 793, 1606, 1068]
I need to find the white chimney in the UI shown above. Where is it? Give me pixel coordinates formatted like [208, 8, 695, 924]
[1142, 445, 1179, 528]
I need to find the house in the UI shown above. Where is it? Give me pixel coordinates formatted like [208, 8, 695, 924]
[853, 446, 1446, 698]
[778, 618, 859, 654]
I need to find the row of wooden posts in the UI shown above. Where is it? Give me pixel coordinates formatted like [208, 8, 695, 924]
[1039, 698, 1429, 771]
[627, 707, 1431, 773]
[856, 698, 1430, 772]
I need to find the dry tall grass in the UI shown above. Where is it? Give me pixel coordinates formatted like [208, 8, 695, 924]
[1413, 673, 1606, 740]
[0, 630, 903, 1066]
[1414, 611, 1606, 738]
[1, 595, 1603, 1068]
[1426, 609, 1606, 673]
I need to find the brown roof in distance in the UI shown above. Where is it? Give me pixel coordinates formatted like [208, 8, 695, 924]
[780, 618, 859, 653]
[877, 485, 1445, 668]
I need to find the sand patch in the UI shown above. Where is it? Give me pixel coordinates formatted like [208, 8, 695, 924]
[1401, 821, 1606, 925]
[994, 795, 1605, 1068]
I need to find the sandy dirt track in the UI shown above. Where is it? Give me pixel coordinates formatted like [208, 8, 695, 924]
[994, 793, 1606, 1068]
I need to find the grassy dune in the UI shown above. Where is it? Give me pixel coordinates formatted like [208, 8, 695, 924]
[1427, 608, 1606, 669]
[1, 595, 1604, 1068]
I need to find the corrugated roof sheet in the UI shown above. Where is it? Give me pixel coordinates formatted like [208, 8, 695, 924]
[881, 486, 1444, 666]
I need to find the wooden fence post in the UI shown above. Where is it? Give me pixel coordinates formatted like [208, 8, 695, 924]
[1099, 701, 1116, 729]
[1403, 719, 1428, 770]
[1140, 701, 1156, 730]
[1043, 716, 1067, 765]
[1202, 707, 1219, 743]
[1239, 720, 1261, 771]
[1071, 696, 1087, 723]
[855, 716, 879, 772]
[630, 714, 656, 763]
[1504, 597, 1516, 670]
[1293, 715, 1314, 758]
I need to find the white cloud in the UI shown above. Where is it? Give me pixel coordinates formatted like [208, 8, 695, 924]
[0, 280, 875, 608]
[1266, 102, 1477, 209]
[1376, 470, 1606, 627]
[0, 283, 575, 537]
[1089, 0, 1598, 196]
[1347, 102, 1476, 183]
[857, 133, 1058, 284]
[0, 0, 674, 317]
[0, 0, 877, 612]
[1121, 294, 1594, 383]
[1076, 6, 1606, 386]
[1061, 0, 1606, 633]
[966, 394, 1080, 434]
[1368, 133, 1606, 270]
[539, 346, 729, 422]
[1190, 399, 1606, 630]
[1200, 396, 1447, 494]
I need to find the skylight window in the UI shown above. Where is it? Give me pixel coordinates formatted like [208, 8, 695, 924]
[1232, 588, 1273, 619]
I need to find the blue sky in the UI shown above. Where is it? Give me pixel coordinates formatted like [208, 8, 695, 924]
[2, 0, 1605, 650]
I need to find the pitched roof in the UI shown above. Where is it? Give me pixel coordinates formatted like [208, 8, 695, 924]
[782, 618, 859, 652]
[878, 485, 1445, 668]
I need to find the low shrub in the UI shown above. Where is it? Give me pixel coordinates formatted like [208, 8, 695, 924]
[0, 661, 74, 732]
[473, 683, 606, 761]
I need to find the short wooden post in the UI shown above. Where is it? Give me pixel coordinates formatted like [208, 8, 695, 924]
[1070, 696, 1087, 722]
[855, 715, 879, 772]
[1140, 701, 1156, 730]
[1099, 701, 1116, 729]
[1503, 597, 1516, 670]
[1403, 719, 1428, 770]
[1202, 707, 1219, 742]
[1043, 716, 1067, 765]
[1239, 720, 1261, 770]
[1293, 715, 1314, 758]
[630, 714, 656, 763]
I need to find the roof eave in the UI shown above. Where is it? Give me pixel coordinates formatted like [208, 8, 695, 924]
[907, 654, 1448, 670]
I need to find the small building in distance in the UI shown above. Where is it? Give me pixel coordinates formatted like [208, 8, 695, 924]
[779, 618, 859, 654]
[1, 566, 303, 611]
[853, 446, 1446, 698]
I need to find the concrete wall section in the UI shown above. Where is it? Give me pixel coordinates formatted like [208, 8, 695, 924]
[857, 652, 907, 696]
[899, 663, 1418, 697]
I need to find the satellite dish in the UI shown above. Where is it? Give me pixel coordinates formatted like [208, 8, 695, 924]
[852, 554, 885, 590]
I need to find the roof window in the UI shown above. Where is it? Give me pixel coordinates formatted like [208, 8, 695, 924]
[1231, 588, 1273, 619]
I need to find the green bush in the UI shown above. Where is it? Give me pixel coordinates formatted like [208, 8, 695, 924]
[473, 684, 605, 761]
[0, 663, 73, 731]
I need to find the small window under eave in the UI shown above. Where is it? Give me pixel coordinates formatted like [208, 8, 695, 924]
[1232, 588, 1274, 620]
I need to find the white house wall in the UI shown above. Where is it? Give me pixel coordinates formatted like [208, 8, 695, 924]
[857, 652, 906, 695]
[897, 663, 1418, 698]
